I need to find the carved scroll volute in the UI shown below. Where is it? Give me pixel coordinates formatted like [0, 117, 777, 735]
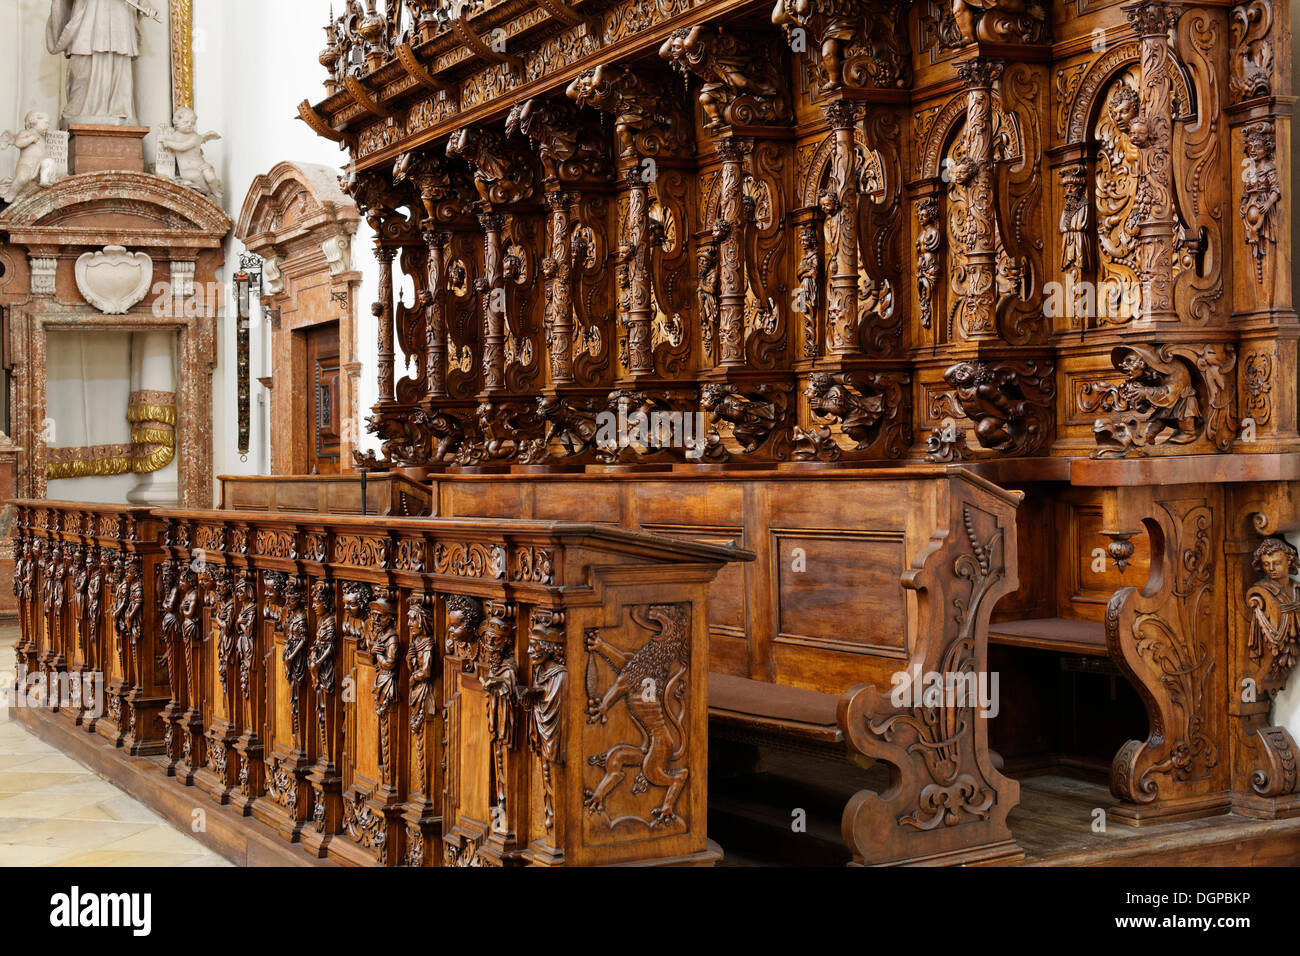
[822, 101, 860, 355]
[951, 58, 1003, 343]
[838, 487, 1022, 865]
[772, 0, 912, 95]
[1125, 1, 1182, 327]
[1105, 486, 1230, 822]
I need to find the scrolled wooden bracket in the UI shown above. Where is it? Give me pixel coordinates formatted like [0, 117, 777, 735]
[297, 100, 357, 150]
[450, 15, 524, 72]
[1106, 485, 1231, 824]
[838, 484, 1023, 866]
[344, 74, 393, 120]
[396, 43, 444, 92]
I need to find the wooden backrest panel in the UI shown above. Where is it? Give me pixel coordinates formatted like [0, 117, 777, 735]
[431, 467, 1015, 699]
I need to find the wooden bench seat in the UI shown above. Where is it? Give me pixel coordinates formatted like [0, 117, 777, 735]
[989, 618, 1107, 657]
[708, 674, 842, 744]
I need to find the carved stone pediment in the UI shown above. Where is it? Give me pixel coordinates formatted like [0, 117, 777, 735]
[75, 245, 154, 315]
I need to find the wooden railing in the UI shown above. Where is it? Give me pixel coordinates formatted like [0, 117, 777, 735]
[12, 500, 748, 867]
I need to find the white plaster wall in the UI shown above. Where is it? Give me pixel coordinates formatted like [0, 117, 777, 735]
[193, 0, 381, 486]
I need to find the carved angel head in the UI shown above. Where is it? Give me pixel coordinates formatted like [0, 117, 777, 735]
[1254, 538, 1300, 585]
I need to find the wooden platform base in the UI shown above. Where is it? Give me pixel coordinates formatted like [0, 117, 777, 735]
[11, 704, 335, 867]
[17, 702, 1300, 867]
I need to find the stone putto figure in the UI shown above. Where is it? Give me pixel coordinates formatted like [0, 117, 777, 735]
[159, 108, 224, 201]
[46, 0, 158, 127]
[0, 111, 59, 205]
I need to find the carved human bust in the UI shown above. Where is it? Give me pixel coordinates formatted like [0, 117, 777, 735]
[1247, 538, 1300, 687]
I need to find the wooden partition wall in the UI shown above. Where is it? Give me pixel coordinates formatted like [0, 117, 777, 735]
[11, 500, 746, 866]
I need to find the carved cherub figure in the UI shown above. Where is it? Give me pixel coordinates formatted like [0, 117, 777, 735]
[1247, 538, 1300, 686]
[0, 110, 58, 205]
[159, 108, 223, 200]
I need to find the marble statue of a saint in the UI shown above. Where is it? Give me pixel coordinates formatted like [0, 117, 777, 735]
[46, 0, 157, 127]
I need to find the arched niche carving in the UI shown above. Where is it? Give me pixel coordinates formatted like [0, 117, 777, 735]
[235, 162, 363, 475]
[0, 170, 232, 509]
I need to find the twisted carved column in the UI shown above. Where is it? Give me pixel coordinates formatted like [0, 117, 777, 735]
[716, 137, 752, 367]
[422, 225, 449, 400]
[478, 210, 506, 393]
[544, 191, 577, 386]
[824, 100, 860, 355]
[375, 245, 397, 405]
[1126, 0, 1181, 327]
[953, 58, 1003, 343]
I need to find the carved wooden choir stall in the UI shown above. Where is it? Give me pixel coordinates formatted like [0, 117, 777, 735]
[12, 0, 1300, 866]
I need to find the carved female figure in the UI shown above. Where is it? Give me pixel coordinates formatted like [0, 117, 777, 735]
[795, 224, 821, 354]
[84, 549, 103, 664]
[1241, 121, 1281, 283]
[697, 243, 719, 359]
[915, 198, 941, 331]
[158, 560, 181, 697]
[236, 574, 258, 700]
[282, 580, 310, 740]
[1247, 538, 1300, 685]
[308, 581, 336, 754]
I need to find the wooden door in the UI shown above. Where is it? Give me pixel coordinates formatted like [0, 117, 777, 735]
[306, 323, 341, 475]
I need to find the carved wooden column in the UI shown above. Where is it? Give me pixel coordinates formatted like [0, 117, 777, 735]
[376, 245, 398, 404]
[422, 225, 450, 401]
[624, 168, 656, 375]
[715, 137, 751, 368]
[478, 210, 507, 394]
[544, 191, 577, 386]
[1125, 1, 1181, 328]
[953, 57, 1003, 343]
[823, 102, 860, 355]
